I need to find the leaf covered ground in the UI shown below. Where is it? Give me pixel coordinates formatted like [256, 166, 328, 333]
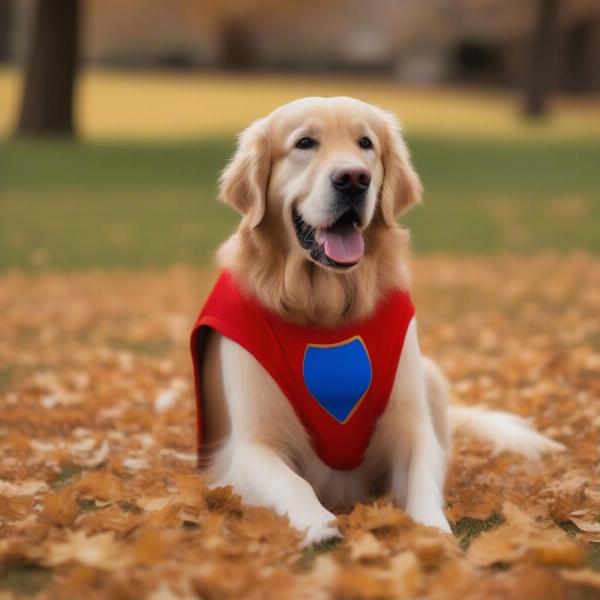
[1, 255, 599, 599]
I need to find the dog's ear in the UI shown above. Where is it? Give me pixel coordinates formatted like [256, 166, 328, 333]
[219, 118, 271, 229]
[379, 112, 422, 227]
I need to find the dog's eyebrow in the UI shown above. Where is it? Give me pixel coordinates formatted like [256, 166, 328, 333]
[286, 120, 322, 145]
[351, 120, 375, 136]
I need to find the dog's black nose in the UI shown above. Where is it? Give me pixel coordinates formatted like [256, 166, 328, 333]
[331, 167, 371, 195]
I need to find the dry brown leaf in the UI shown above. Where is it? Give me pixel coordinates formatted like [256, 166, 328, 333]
[345, 501, 409, 534]
[333, 565, 392, 600]
[526, 540, 583, 567]
[0, 538, 45, 563]
[75, 440, 111, 467]
[228, 506, 297, 544]
[138, 495, 176, 512]
[412, 536, 452, 569]
[133, 528, 170, 565]
[388, 551, 424, 597]
[146, 503, 185, 528]
[559, 568, 600, 589]
[569, 517, 600, 533]
[41, 489, 78, 526]
[77, 504, 143, 536]
[71, 471, 126, 502]
[172, 473, 208, 509]
[0, 494, 35, 522]
[45, 530, 132, 570]
[205, 485, 242, 514]
[349, 532, 385, 562]
[146, 583, 195, 600]
[0, 479, 48, 497]
[468, 502, 583, 569]
[569, 508, 594, 517]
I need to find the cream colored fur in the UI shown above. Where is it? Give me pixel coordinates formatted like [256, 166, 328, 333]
[200, 97, 564, 545]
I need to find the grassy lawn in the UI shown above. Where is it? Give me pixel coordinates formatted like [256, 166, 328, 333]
[2, 135, 599, 270]
[1, 69, 599, 270]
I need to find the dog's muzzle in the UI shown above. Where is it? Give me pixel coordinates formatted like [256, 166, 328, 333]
[292, 206, 365, 269]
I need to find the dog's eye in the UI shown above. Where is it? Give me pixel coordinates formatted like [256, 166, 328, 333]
[358, 136, 373, 150]
[295, 137, 317, 150]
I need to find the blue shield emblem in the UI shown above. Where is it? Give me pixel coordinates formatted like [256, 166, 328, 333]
[303, 336, 372, 424]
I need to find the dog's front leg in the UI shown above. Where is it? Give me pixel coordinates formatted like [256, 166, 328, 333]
[226, 442, 340, 545]
[215, 336, 340, 546]
[387, 320, 451, 533]
[403, 419, 450, 532]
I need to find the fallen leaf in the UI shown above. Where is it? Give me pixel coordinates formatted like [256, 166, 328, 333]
[45, 531, 131, 570]
[133, 528, 169, 565]
[388, 551, 423, 597]
[569, 517, 600, 533]
[0, 494, 35, 522]
[569, 508, 594, 517]
[71, 471, 126, 502]
[137, 495, 175, 512]
[468, 503, 583, 568]
[559, 568, 600, 589]
[41, 489, 78, 526]
[0, 479, 48, 497]
[349, 532, 385, 562]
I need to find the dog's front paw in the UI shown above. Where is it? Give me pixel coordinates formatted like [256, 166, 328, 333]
[291, 508, 341, 547]
[302, 519, 341, 548]
[408, 505, 452, 534]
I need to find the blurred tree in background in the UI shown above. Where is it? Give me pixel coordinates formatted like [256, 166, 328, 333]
[524, 0, 559, 118]
[16, 0, 80, 137]
[204, 0, 332, 70]
[7, 0, 600, 137]
[0, 0, 13, 63]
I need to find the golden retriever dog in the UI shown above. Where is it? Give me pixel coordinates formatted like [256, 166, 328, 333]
[192, 97, 564, 545]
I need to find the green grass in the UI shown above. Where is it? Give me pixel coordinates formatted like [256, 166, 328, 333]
[452, 514, 505, 550]
[296, 537, 342, 571]
[1, 135, 599, 270]
[0, 564, 52, 596]
[49, 463, 87, 488]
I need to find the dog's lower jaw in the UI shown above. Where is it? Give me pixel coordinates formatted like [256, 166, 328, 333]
[292, 206, 364, 271]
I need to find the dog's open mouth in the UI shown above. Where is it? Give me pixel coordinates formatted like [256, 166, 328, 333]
[292, 207, 364, 269]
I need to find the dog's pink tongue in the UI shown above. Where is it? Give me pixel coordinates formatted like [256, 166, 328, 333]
[316, 226, 364, 264]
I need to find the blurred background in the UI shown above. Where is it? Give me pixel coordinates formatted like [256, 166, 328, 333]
[0, 0, 599, 270]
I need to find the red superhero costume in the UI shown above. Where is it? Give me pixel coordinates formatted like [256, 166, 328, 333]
[190, 271, 415, 470]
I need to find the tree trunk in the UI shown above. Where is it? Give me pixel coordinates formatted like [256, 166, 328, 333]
[0, 0, 13, 63]
[564, 19, 598, 93]
[16, 0, 80, 137]
[523, 0, 559, 119]
[220, 19, 258, 71]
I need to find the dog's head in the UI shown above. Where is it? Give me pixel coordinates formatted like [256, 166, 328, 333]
[219, 96, 421, 272]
